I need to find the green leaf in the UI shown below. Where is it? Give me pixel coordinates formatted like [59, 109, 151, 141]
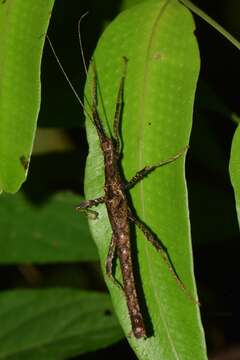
[229, 125, 240, 225]
[0, 0, 55, 193]
[0, 192, 97, 264]
[84, 0, 206, 358]
[0, 288, 123, 359]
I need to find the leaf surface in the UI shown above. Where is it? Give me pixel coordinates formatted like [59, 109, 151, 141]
[0, 289, 122, 359]
[84, 0, 206, 358]
[0, 192, 97, 263]
[230, 125, 240, 225]
[0, 0, 54, 192]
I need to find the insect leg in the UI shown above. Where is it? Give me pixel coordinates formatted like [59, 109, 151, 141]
[113, 57, 128, 156]
[106, 235, 123, 289]
[76, 196, 105, 219]
[125, 146, 188, 190]
[90, 61, 107, 140]
[128, 211, 199, 304]
[106, 234, 117, 278]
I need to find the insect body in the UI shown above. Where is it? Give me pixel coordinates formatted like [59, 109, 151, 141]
[77, 58, 190, 338]
[47, 33, 193, 339]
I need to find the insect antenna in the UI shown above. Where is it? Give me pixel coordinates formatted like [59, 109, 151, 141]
[78, 15, 113, 140]
[46, 24, 92, 120]
[78, 13, 112, 137]
[78, 12, 89, 77]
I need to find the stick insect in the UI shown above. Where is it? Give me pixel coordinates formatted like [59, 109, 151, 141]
[47, 23, 196, 339]
[77, 58, 193, 338]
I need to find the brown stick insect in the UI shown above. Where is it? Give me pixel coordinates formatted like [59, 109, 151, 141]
[47, 23, 196, 339]
[76, 57, 195, 338]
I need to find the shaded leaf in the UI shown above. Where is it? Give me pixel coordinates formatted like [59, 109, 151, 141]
[229, 125, 240, 225]
[0, 288, 122, 359]
[0, 192, 97, 264]
[0, 0, 54, 192]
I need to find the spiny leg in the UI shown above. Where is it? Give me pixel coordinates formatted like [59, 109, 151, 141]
[106, 235, 123, 289]
[125, 146, 188, 190]
[91, 61, 107, 140]
[128, 211, 199, 305]
[76, 196, 105, 219]
[106, 234, 116, 279]
[113, 57, 128, 156]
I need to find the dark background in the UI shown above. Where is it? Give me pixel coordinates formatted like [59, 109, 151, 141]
[6, 0, 240, 359]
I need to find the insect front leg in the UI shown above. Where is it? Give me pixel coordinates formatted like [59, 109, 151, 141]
[125, 146, 188, 189]
[76, 196, 105, 219]
[112, 57, 128, 156]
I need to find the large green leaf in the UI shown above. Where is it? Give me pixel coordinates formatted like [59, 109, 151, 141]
[83, 0, 206, 358]
[229, 125, 240, 225]
[0, 289, 122, 359]
[0, 0, 55, 193]
[0, 192, 97, 263]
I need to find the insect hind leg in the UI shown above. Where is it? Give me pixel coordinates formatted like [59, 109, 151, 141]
[128, 210, 199, 305]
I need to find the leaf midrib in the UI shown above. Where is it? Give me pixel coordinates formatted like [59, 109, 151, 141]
[137, 1, 180, 358]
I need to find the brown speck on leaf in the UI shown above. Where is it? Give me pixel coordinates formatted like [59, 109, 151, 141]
[52, 240, 60, 247]
[20, 155, 29, 170]
[153, 51, 165, 61]
[104, 309, 112, 316]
